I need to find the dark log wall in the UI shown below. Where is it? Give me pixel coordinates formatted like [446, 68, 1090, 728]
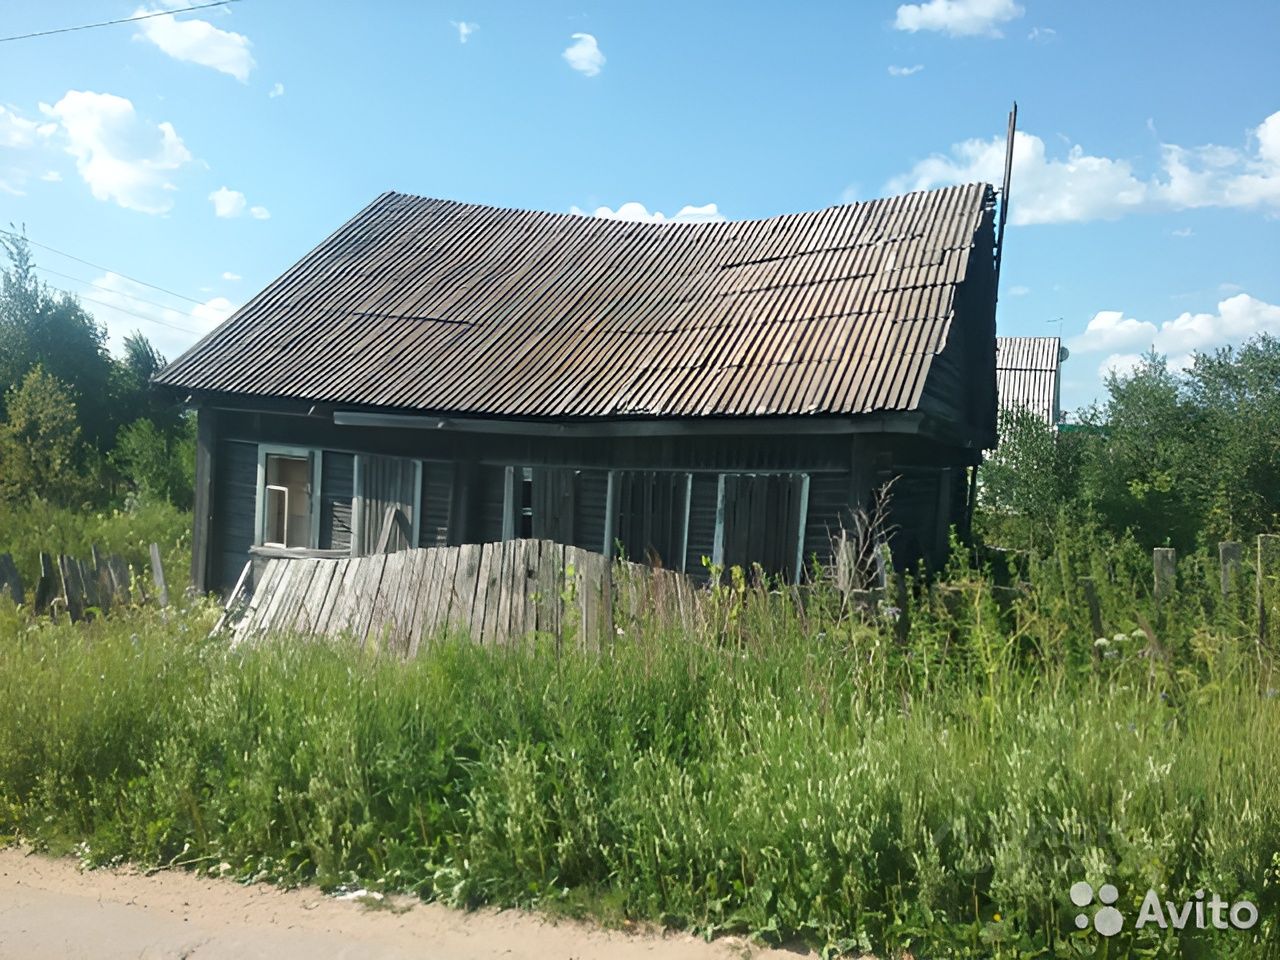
[197, 409, 974, 593]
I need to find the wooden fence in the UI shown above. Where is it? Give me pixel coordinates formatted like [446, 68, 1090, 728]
[229, 539, 700, 653]
[0, 544, 170, 621]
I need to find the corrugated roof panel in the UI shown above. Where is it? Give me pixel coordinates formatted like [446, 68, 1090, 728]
[156, 183, 996, 420]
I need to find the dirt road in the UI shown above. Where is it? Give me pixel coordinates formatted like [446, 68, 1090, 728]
[0, 847, 810, 960]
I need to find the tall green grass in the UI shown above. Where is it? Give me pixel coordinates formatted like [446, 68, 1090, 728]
[1, 522, 1277, 958]
[0, 497, 190, 590]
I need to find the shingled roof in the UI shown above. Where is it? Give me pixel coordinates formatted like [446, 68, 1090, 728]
[157, 183, 997, 423]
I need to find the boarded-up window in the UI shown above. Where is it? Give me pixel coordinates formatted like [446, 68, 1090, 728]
[319, 452, 354, 551]
[418, 462, 453, 548]
[613, 471, 690, 570]
[718, 473, 806, 582]
[356, 454, 418, 554]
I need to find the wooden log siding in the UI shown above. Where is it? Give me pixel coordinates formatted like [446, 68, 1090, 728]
[230, 539, 697, 652]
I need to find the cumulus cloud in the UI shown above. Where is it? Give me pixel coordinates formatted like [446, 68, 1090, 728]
[1073, 294, 1280, 378]
[887, 110, 1280, 224]
[451, 20, 478, 43]
[569, 201, 726, 224]
[888, 64, 924, 77]
[40, 91, 192, 214]
[84, 271, 235, 359]
[209, 186, 246, 217]
[893, 0, 1023, 37]
[269, 82, 285, 98]
[221, 271, 241, 281]
[209, 187, 269, 220]
[563, 33, 605, 76]
[0, 104, 46, 148]
[134, 5, 255, 81]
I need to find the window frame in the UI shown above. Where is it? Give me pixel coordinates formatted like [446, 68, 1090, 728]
[254, 445, 322, 549]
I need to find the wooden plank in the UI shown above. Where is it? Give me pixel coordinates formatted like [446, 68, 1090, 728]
[449, 543, 482, 639]
[34, 552, 56, 613]
[363, 552, 401, 650]
[487, 541, 512, 645]
[235, 557, 283, 642]
[77, 558, 101, 615]
[469, 543, 496, 643]
[429, 546, 461, 640]
[0, 554, 23, 606]
[519, 539, 538, 642]
[253, 559, 297, 638]
[312, 557, 348, 634]
[1153, 548, 1176, 606]
[385, 549, 424, 655]
[149, 543, 170, 608]
[58, 555, 85, 622]
[325, 556, 366, 637]
[296, 559, 338, 634]
[1219, 541, 1242, 598]
[407, 547, 442, 658]
[107, 554, 132, 605]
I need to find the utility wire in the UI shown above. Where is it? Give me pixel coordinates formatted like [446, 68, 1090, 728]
[0, 228, 205, 305]
[44, 284, 202, 335]
[0, 1, 240, 44]
[34, 264, 203, 317]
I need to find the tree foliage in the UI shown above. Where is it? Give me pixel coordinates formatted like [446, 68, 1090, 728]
[0, 233, 193, 509]
[980, 337, 1280, 551]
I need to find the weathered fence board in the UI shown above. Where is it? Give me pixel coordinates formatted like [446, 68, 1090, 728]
[230, 539, 699, 653]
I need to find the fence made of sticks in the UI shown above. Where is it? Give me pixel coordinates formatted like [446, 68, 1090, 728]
[0, 543, 171, 621]
[229, 539, 700, 653]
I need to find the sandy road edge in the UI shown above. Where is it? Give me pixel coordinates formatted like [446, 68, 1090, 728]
[0, 846, 818, 960]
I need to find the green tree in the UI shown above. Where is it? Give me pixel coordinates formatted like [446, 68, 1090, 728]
[110, 415, 195, 508]
[0, 234, 114, 446]
[0, 365, 87, 505]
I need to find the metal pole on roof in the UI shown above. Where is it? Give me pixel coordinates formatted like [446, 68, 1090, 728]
[994, 101, 1017, 293]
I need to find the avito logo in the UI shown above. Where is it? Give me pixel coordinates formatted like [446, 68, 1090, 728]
[1069, 881, 1259, 937]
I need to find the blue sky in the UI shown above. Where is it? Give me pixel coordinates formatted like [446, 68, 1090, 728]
[1, 0, 1277, 412]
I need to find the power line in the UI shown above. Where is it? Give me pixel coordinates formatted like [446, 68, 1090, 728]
[0, 228, 204, 305]
[0, 1, 241, 44]
[44, 283, 201, 335]
[34, 264, 202, 317]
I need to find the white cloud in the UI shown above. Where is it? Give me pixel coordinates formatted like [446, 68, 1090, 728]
[269, 82, 285, 98]
[1027, 26, 1056, 41]
[1008, 284, 1030, 296]
[221, 271, 241, 281]
[0, 104, 43, 148]
[1171, 226, 1193, 237]
[209, 187, 269, 220]
[83, 271, 235, 360]
[888, 64, 924, 77]
[39, 170, 61, 182]
[887, 110, 1280, 224]
[451, 20, 478, 43]
[570, 201, 726, 224]
[209, 186, 246, 218]
[134, 5, 254, 82]
[1098, 352, 1146, 380]
[893, 0, 1023, 37]
[40, 91, 192, 214]
[1073, 294, 1280, 370]
[563, 33, 605, 77]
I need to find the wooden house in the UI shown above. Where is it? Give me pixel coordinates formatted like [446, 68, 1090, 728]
[155, 184, 1002, 594]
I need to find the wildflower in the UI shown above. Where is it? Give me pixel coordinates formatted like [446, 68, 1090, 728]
[1094, 637, 1109, 647]
[993, 913, 1002, 922]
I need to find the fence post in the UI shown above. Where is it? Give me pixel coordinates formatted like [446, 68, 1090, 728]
[1079, 576, 1104, 639]
[1219, 541, 1242, 598]
[1153, 548, 1176, 609]
[1257, 535, 1280, 646]
[149, 543, 170, 608]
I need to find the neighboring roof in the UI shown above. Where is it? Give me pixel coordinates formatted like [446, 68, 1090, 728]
[995, 336, 1066, 424]
[157, 183, 996, 422]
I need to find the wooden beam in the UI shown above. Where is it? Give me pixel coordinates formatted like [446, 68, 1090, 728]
[191, 406, 217, 593]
